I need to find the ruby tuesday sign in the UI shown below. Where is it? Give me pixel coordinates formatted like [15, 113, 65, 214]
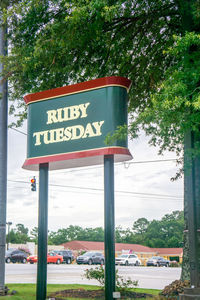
[23, 76, 132, 171]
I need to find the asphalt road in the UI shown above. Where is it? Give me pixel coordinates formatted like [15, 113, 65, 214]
[5, 264, 181, 290]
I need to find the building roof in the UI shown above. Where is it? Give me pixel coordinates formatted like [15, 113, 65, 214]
[63, 240, 165, 254]
[154, 248, 183, 255]
[63, 240, 100, 251]
[115, 243, 154, 253]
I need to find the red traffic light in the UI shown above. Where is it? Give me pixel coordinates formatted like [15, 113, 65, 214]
[31, 177, 36, 191]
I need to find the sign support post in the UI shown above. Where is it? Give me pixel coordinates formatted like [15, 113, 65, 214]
[104, 155, 115, 300]
[36, 163, 49, 300]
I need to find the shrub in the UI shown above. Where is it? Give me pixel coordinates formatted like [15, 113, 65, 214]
[160, 280, 190, 297]
[116, 276, 138, 292]
[83, 265, 138, 291]
[169, 261, 180, 268]
[84, 265, 105, 285]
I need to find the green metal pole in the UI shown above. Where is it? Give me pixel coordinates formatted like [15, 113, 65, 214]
[36, 163, 49, 300]
[104, 155, 115, 300]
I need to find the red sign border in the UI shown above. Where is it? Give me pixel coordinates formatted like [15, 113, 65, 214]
[24, 76, 131, 104]
[23, 147, 132, 171]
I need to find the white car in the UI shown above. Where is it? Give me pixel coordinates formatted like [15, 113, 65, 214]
[115, 254, 141, 266]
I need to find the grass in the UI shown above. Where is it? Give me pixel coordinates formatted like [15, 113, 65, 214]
[0, 284, 161, 299]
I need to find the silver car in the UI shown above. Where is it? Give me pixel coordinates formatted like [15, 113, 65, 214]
[146, 256, 170, 267]
[76, 252, 104, 265]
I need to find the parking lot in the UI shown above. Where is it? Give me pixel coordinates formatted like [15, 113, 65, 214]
[5, 263, 181, 290]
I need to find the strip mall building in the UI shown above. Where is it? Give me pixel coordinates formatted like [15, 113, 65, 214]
[62, 240, 183, 265]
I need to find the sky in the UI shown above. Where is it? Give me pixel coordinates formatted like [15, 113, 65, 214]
[7, 118, 183, 233]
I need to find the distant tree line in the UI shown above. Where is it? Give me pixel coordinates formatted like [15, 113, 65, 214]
[7, 210, 183, 248]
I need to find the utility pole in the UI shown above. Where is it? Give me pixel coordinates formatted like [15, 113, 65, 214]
[0, 1, 8, 295]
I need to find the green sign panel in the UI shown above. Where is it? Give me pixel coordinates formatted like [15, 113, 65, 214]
[23, 76, 132, 170]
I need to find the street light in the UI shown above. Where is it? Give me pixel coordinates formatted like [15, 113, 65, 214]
[6, 222, 12, 250]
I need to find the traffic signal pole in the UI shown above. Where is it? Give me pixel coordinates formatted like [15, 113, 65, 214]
[0, 6, 8, 295]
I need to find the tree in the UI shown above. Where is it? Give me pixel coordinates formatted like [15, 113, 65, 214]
[8, 223, 30, 244]
[66, 225, 84, 241]
[80, 227, 104, 242]
[5, 212, 184, 246]
[0, 0, 185, 126]
[2, 0, 200, 281]
[48, 228, 69, 245]
[115, 225, 128, 243]
[30, 226, 38, 243]
[132, 218, 149, 235]
[160, 211, 184, 247]
[144, 211, 184, 248]
[3, 1, 199, 167]
[48, 225, 104, 245]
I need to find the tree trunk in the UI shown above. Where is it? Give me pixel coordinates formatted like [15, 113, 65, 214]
[181, 131, 200, 286]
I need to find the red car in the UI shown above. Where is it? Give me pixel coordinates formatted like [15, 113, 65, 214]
[27, 252, 63, 264]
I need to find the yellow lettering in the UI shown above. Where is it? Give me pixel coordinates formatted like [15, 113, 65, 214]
[49, 129, 56, 143]
[79, 102, 90, 118]
[71, 125, 85, 140]
[54, 128, 64, 142]
[33, 119, 104, 146]
[46, 110, 58, 124]
[82, 123, 95, 139]
[64, 127, 72, 141]
[43, 131, 51, 144]
[63, 107, 70, 122]
[33, 132, 43, 146]
[57, 108, 65, 123]
[92, 121, 104, 136]
[46, 102, 91, 124]
[69, 105, 80, 120]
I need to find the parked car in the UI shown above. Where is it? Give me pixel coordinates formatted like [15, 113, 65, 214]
[27, 252, 63, 264]
[53, 250, 74, 264]
[76, 252, 104, 265]
[5, 249, 28, 264]
[146, 256, 170, 267]
[115, 254, 141, 266]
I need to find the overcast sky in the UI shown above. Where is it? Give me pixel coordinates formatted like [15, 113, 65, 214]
[7, 118, 183, 233]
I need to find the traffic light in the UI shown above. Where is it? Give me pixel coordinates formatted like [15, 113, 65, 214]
[31, 177, 36, 191]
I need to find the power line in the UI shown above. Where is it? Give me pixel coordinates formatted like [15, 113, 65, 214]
[126, 158, 178, 164]
[51, 183, 182, 199]
[51, 158, 179, 176]
[7, 179, 183, 200]
[9, 127, 27, 135]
